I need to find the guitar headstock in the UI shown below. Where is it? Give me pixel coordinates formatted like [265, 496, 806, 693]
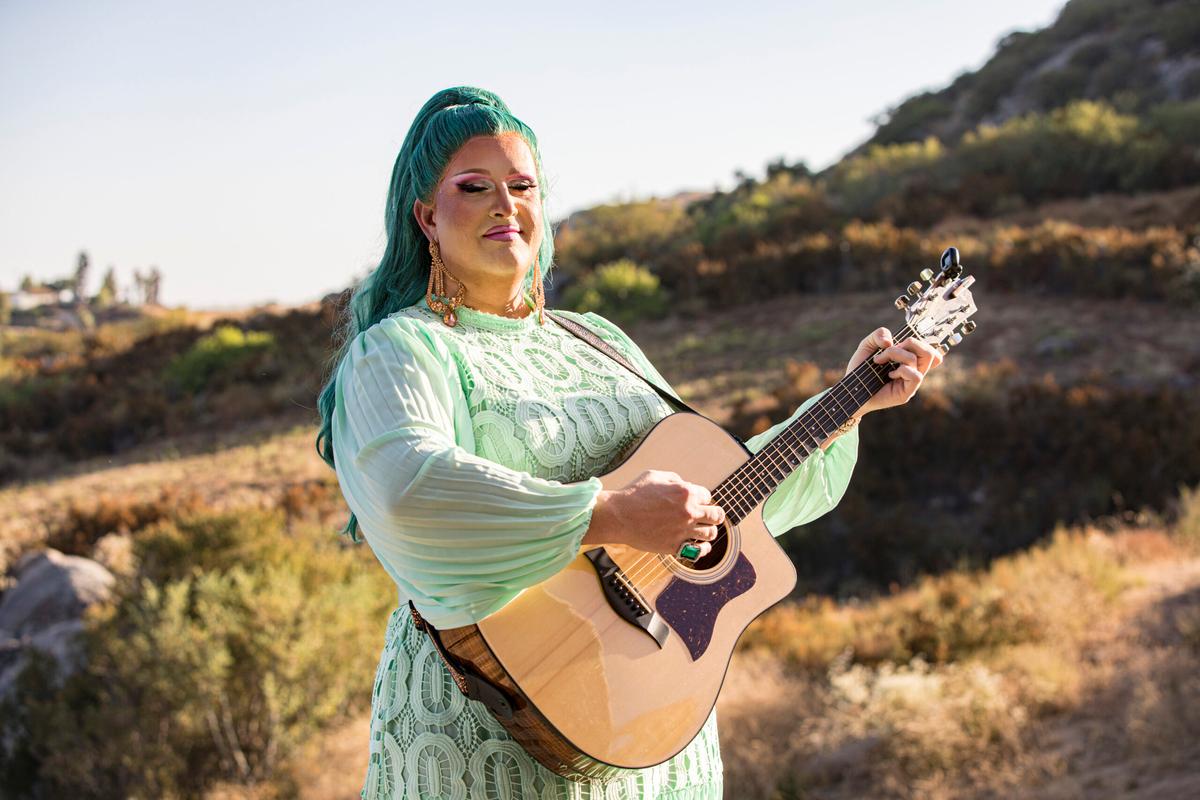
[894, 246, 979, 354]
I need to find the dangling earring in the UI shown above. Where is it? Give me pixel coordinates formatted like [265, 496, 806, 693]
[530, 255, 546, 325]
[426, 240, 465, 327]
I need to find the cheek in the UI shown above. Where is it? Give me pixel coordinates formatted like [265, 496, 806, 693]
[523, 204, 544, 244]
[435, 197, 482, 245]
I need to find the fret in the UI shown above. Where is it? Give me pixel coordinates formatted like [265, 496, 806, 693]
[720, 343, 905, 522]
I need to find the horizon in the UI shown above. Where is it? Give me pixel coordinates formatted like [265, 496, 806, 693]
[1, 0, 1067, 310]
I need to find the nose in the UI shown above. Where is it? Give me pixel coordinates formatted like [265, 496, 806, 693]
[491, 185, 517, 219]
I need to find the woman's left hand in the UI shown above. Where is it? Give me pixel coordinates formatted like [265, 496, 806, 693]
[844, 327, 943, 417]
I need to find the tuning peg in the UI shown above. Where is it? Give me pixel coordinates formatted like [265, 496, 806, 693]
[906, 281, 923, 297]
[948, 332, 963, 346]
[919, 268, 934, 282]
[961, 320, 977, 334]
[934, 343, 949, 356]
[895, 295, 910, 310]
[940, 247, 962, 280]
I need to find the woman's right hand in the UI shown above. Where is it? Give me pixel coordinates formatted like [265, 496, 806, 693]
[581, 469, 725, 558]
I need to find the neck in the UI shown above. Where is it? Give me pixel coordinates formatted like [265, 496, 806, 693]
[714, 322, 917, 524]
[444, 273, 530, 319]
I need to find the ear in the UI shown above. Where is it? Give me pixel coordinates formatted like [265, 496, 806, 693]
[412, 197, 437, 243]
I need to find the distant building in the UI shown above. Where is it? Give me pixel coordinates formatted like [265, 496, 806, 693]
[12, 286, 74, 310]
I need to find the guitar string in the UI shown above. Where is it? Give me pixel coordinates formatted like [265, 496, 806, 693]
[619, 323, 924, 592]
[620, 324, 917, 590]
[618, 359, 888, 591]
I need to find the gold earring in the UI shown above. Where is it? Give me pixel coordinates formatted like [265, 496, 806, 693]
[426, 240, 465, 327]
[530, 256, 545, 325]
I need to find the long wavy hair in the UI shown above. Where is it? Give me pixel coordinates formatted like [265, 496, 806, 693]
[315, 86, 555, 541]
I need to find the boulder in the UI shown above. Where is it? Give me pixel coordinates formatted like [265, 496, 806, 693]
[0, 549, 114, 701]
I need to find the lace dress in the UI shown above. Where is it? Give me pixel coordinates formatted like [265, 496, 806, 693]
[330, 302, 859, 799]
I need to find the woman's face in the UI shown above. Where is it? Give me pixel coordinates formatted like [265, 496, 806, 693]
[414, 134, 543, 302]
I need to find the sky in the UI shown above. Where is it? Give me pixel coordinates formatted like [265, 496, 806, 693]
[0, 0, 1068, 309]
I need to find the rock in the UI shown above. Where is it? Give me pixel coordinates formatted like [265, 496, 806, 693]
[0, 549, 114, 702]
[0, 549, 114, 638]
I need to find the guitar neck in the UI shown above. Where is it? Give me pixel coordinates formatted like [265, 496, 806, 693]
[714, 324, 917, 524]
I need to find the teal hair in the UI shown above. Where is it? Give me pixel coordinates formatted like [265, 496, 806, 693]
[315, 86, 556, 542]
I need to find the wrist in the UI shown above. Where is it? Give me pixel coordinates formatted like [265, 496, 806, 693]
[582, 489, 619, 546]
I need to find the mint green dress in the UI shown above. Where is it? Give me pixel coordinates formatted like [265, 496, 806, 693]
[331, 302, 859, 800]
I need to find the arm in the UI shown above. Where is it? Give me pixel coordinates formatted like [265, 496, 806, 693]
[576, 312, 859, 538]
[331, 316, 603, 629]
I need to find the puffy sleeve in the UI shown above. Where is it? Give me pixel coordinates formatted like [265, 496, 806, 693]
[331, 315, 603, 629]
[578, 311, 858, 537]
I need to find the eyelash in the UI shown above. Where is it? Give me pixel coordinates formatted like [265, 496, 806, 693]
[458, 182, 536, 194]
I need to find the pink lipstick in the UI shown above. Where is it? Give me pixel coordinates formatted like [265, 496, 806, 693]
[483, 225, 521, 241]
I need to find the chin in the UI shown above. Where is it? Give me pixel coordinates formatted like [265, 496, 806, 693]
[483, 248, 530, 273]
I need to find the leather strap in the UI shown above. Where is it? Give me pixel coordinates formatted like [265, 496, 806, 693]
[545, 311, 701, 417]
[408, 601, 515, 720]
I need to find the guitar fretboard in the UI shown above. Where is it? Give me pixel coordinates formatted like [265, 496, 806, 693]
[714, 325, 916, 524]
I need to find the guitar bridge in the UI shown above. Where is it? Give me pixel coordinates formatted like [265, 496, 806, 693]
[584, 547, 670, 649]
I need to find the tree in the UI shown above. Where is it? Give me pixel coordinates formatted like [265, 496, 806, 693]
[0, 292, 11, 326]
[146, 266, 162, 305]
[74, 251, 90, 302]
[19, 275, 34, 292]
[96, 267, 119, 307]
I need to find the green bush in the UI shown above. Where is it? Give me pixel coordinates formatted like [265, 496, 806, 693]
[825, 137, 946, 220]
[165, 325, 275, 394]
[0, 308, 331, 484]
[561, 259, 670, 323]
[553, 199, 691, 275]
[871, 92, 955, 146]
[0, 508, 394, 798]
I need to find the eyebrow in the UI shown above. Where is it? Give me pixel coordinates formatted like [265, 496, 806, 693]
[452, 169, 535, 179]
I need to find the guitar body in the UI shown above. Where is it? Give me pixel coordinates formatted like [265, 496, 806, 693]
[437, 412, 798, 779]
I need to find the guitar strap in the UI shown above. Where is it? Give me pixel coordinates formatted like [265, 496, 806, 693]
[408, 311, 699, 716]
[545, 310, 702, 417]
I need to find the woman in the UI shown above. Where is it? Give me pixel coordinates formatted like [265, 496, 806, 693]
[316, 86, 941, 800]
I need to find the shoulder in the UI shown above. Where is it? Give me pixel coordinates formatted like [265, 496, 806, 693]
[341, 305, 456, 374]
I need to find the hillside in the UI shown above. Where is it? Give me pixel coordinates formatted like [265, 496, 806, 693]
[5, 423, 1198, 798]
[3, 289, 1197, 589]
[865, 0, 1200, 149]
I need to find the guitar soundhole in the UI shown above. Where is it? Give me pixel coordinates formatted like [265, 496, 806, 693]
[688, 521, 731, 572]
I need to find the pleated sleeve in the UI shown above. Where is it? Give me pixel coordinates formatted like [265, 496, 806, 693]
[577, 312, 859, 538]
[331, 315, 603, 629]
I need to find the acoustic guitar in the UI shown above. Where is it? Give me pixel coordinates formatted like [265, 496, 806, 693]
[412, 247, 981, 780]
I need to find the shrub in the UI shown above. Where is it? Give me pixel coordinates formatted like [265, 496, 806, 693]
[730, 359, 1200, 592]
[46, 487, 203, 557]
[0, 308, 329, 484]
[561, 259, 670, 323]
[0, 508, 394, 798]
[825, 137, 946, 220]
[742, 526, 1126, 671]
[553, 199, 691, 275]
[165, 325, 275, 394]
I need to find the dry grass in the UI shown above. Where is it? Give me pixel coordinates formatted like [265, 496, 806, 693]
[0, 424, 337, 576]
[740, 526, 1129, 671]
[717, 527, 1200, 799]
[250, 525, 1200, 800]
[625, 290, 1200, 424]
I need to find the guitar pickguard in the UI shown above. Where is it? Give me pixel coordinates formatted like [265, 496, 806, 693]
[655, 554, 757, 661]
